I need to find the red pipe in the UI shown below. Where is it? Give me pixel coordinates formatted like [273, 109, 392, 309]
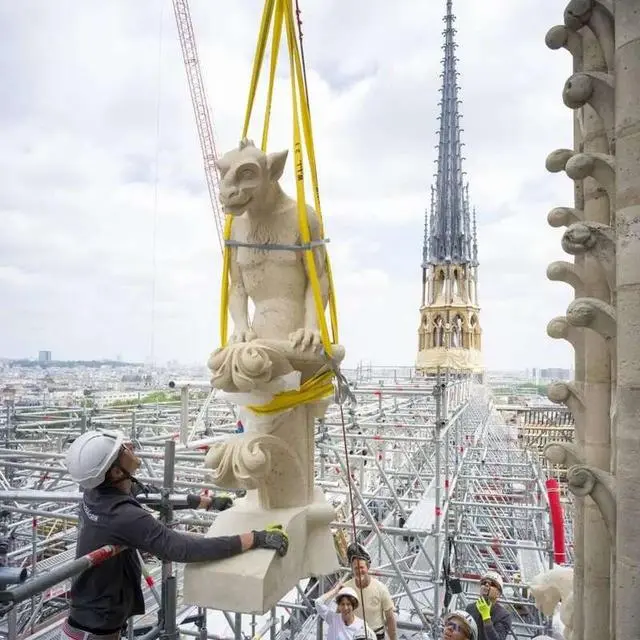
[546, 478, 566, 564]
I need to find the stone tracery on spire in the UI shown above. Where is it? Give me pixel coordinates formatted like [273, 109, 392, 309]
[425, 0, 477, 266]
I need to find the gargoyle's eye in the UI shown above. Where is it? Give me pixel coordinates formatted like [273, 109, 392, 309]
[239, 168, 255, 181]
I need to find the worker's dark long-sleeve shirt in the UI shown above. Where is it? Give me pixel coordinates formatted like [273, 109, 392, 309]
[465, 601, 512, 640]
[69, 485, 243, 633]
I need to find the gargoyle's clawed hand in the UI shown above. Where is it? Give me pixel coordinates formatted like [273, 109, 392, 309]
[289, 328, 323, 352]
[229, 329, 257, 344]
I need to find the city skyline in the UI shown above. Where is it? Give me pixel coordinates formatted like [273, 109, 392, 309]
[0, 0, 574, 370]
[1, 352, 572, 376]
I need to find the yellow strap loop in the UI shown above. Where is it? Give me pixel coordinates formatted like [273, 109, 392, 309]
[261, 0, 283, 151]
[281, 0, 339, 346]
[242, 0, 276, 140]
[248, 371, 335, 414]
[219, 0, 340, 414]
[282, 4, 332, 356]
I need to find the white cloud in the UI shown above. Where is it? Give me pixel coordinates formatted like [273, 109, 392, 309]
[0, 0, 579, 371]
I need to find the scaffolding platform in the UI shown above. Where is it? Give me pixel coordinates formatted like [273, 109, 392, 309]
[0, 370, 568, 640]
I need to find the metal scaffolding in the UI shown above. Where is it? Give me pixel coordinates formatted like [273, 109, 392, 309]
[447, 414, 553, 637]
[0, 371, 565, 640]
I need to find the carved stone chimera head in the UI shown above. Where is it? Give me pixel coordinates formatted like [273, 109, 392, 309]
[215, 138, 289, 216]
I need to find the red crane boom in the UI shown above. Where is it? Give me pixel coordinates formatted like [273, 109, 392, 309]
[172, 0, 225, 253]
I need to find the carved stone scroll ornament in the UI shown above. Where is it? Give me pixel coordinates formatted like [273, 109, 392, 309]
[547, 262, 585, 293]
[208, 341, 295, 394]
[546, 148, 576, 173]
[204, 338, 345, 502]
[545, 24, 583, 59]
[208, 339, 345, 392]
[567, 464, 616, 540]
[547, 206, 584, 228]
[547, 381, 586, 422]
[562, 72, 615, 147]
[566, 297, 617, 342]
[564, 152, 616, 201]
[563, 0, 614, 72]
[561, 221, 616, 290]
[547, 316, 582, 351]
[544, 441, 584, 468]
[205, 432, 304, 509]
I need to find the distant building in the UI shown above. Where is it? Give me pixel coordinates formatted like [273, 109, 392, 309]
[38, 351, 52, 363]
[540, 368, 572, 381]
[528, 367, 571, 382]
[92, 390, 142, 408]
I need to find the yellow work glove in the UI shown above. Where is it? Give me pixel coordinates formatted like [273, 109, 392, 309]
[476, 597, 492, 621]
[252, 524, 290, 557]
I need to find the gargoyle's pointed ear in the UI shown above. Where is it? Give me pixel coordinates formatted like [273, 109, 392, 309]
[215, 158, 230, 175]
[267, 150, 288, 181]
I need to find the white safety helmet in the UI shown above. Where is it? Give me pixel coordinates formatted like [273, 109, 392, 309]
[65, 430, 126, 489]
[444, 610, 478, 640]
[335, 586, 359, 608]
[482, 570, 504, 592]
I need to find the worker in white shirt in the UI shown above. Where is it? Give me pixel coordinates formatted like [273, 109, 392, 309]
[315, 581, 377, 640]
[342, 543, 397, 640]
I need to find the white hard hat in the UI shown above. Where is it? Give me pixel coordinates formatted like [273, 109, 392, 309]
[335, 586, 359, 608]
[444, 610, 478, 640]
[65, 430, 125, 489]
[482, 570, 504, 592]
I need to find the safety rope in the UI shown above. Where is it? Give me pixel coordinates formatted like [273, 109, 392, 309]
[337, 402, 372, 638]
[291, 10, 367, 628]
[218, 0, 341, 415]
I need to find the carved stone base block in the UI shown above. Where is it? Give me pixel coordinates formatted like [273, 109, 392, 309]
[182, 488, 338, 614]
[415, 346, 483, 373]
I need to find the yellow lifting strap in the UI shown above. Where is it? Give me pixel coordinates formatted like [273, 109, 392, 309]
[218, 0, 340, 414]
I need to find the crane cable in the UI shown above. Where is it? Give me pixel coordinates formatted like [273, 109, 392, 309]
[218, 0, 341, 415]
[294, 0, 310, 109]
[338, 401, 374, 638]
[290, 0, 364, 602]
[291, 9, 368, 631]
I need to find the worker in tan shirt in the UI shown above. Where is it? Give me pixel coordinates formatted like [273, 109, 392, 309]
[343, 543, 397, 640]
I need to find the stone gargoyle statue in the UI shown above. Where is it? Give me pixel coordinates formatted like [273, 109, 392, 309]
[218, 137, 329, 351]
[528, 567, 574, 640]
[182, 139, 344, 615]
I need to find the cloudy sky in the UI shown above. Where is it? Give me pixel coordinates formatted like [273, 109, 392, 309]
[0, 0, 577, 371]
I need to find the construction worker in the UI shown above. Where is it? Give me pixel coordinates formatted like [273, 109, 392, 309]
[465, 570, 512, 640]
[343, 543, 397, 640]
[443, 610, 478, 640]
[63, 430, 289, 640]
[315, 580, 377, 640]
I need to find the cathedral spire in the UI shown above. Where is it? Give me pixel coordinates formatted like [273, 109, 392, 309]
[416, 0, 483, 376]
[426, 0, 472, 265]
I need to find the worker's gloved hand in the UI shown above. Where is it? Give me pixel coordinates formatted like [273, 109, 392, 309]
[209, 496, 233, 512]
[252, 525, 289, 557]
[476, 597, 492, 621]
